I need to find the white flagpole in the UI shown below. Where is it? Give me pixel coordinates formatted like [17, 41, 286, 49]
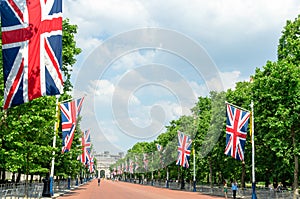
[193, 143, 196, 192]
[166, 167, 169, 188]
[250, 101, 257, 199]
[226, 101, 250, 112]
[151, 153, 154, 186]
[50, 96, 60, 196]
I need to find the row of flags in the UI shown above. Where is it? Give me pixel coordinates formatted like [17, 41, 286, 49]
[176, 102, 251, 169]
[60, 97, 95, 173]
[112, 101, 251, 175]
[112, 153, 152, 175]
[1, 0, 95, 174]
[78, 130, 94, 173]
[175, 102, 251, 169]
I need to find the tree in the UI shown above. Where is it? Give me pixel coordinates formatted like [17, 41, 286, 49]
[278, 15, 300, 66]
[253, 60, 300, 194]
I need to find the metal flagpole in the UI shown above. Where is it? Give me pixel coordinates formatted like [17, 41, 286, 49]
[151, 153, 154, 186]
[193, 143, 196, 192]
[250, 101, 257, 199]
[166, 167, 169, 188]
[50, 96, 60, 196]
[226, 101, 250, 112]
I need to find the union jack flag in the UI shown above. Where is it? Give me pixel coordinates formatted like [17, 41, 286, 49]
[79, 129, 91, 164]
[143, 153, 148, 171]
[129, 159, 134, 174]
[117, 166, 120, 174]
[176, 131, 192, 168]
[135, 156, 139, 170]
[1, 0, 63, 109]
[224, 103, 250, 161]
[156, 144, 163, 167]
[60, 97, 84, 153]
[87, 154, 94, 173]
[156, 144, 163, 152]
[124, 161, 128, 173]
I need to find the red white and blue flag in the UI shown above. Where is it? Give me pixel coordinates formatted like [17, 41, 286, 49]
[1, 0, 63, 109]
[143, 153, 148, 171]
[176, 131, 192, 168]
[87, 154, 94, 173]
[79, 129, 91, 164]
[224, 103, 250, 161]
[60, 97, 84, 153]
[129, 159, 134, 174]
[135, 156, 139, 171]
[156, 144, 163, 152]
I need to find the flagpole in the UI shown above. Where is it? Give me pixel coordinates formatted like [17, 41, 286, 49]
[250, 101, 257, 199]
[193, 143, 196, 192]
[50, 96, 60, 196]
[166, 166, 169, 188]
[226, 101, 250, 112]
[151, 153, 154, 186]
[60, 94, 86, 104]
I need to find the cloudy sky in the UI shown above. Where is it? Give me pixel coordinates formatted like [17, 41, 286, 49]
[63, 0, 300, 154]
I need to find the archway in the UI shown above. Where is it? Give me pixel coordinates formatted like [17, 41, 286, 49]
[100, 170, 105, 178]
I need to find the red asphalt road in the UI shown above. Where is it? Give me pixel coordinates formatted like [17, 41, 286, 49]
[58, 179, 222, 199]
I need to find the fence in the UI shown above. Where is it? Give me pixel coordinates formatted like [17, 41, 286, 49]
[124, 179, 298, 199]
[0, 182, 43, 199]
[0, 178, 84, 199]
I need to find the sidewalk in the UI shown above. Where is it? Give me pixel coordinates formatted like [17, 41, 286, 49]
[41, 181, 92, 199]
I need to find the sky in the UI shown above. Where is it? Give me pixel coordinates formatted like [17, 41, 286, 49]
[63, 0, 300, 154]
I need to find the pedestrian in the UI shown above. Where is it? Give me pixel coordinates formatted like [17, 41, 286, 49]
[98, 178, 101, 186]
[224, 181, 228, 199]
[231, 181, 238, 199]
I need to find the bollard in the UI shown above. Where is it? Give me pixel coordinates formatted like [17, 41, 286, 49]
[193, 180, 196, 192]
[68, 177, 71, 189]
[75, 177, 78, 186]
[42, 178, 51, 197]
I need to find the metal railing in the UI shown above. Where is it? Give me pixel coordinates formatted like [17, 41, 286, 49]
[122, 179, 298, 199]
[0, 182, 43, 199]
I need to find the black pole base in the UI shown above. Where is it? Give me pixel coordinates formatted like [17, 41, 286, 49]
[193, 180, 196, 192]
[252, 182, 257, 199]
[42, 178, 51, 197]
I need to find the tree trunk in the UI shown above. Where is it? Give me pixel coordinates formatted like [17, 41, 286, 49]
[16, 170, 21, 183]
[30, 174, 33, 184]
[293, 155, 298, 199]
[1, 169, 5, 182]
[241, 161, 246, 188]
[209, 156, 213, 188]
[292, 127, 298, 199]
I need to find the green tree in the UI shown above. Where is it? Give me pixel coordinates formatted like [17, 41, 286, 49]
[253, 60, 300, 194]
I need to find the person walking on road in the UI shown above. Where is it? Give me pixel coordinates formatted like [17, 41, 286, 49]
[223, 182, 228, 199]
[98, 178, 101, 186]
[231, 181, 238, 199]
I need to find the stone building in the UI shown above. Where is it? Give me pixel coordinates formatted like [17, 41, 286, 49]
[94, 151, 124, 178]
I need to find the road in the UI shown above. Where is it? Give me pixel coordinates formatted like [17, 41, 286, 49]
[57, 179, 223, 199]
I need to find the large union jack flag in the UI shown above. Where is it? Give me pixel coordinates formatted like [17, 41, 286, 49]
[176, 131, 192, 168]
[224, 103, 250, 161]
[60, 97, 84, 153]
[79, 129, 91, 165]
[1, 0, 63, 109]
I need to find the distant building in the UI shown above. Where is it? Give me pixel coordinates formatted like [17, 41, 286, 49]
[94, 151, 124, 178]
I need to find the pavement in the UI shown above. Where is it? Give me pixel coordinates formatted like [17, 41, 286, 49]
[40, 181, 92, 199]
